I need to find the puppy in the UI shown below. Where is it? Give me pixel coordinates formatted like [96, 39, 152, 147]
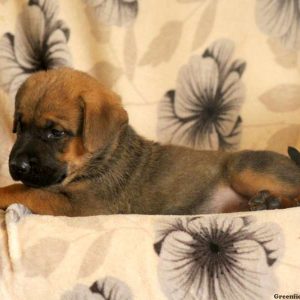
[0, 68, 299, 216]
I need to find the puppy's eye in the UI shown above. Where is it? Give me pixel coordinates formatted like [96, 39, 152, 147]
[47, 129, 66, 139]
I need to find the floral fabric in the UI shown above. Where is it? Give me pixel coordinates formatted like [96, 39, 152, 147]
[0, 204, 299, 300]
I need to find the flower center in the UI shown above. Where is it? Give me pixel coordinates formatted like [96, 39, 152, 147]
[37, 52, 48, 71]
[199, 102, 222, 130]
[209, 241, 221, 254]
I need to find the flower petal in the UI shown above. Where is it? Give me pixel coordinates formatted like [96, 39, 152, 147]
[157, 90, 199, 148]
[157, 90, 181, 142]
[193, 124, 219, 150]
[218, 116, 242, 151]
[229, 59, 246, 77]
[155, 217, 191, 243]
[243, 221, 283, 266]
[280, 8, 300, 50]
[203, 39, 235, 80]
[216, 71, 245, 137]
[91, 277, 133, 300]
[175, 56, 219, 119]
[187, 216, 245, 238]
[216, 239, 278, 300]
[54, 20, 71, 41]
[29, 0, 59, 23]
[91, 0, 138, 26]
[256, 0, 295, 38]
[158, 230, 206, 299]
[45, 28, 72, 68]
[0, 33, 24, 92]
[154, 217, 198, 255]
[157, 92, 216, 150]
[9, 72, 31, 100]
[14, 5, 45, 70]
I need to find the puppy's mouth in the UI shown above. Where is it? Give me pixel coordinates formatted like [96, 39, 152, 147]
[19, 173, 67, 188]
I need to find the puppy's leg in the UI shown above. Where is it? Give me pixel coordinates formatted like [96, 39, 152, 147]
[225, 150, 300, 211]
[0, 184, 73, 216]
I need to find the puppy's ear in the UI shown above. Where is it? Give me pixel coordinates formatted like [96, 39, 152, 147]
[80, 90, 128, 153]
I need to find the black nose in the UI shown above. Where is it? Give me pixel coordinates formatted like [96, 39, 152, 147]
[10, 156, 33, 175]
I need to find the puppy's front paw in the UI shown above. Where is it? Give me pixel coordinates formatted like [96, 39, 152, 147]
[0, 188, 9, 210]
[248, 190, 281, 211]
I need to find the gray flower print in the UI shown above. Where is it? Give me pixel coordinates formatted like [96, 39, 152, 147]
[157, 39, 246, 151]
[154, 216, 283, 300]
[84, 0, 138, 27]
[0, 0, 72, 98]
[61, 277, 133, 300]
[256, 0, 300, 50]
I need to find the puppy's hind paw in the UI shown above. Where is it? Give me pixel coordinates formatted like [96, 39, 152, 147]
[248, 190, 281, 211]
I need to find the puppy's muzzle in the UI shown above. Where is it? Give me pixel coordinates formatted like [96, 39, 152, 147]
[9, 151, 67, 188]
[9, 154, 36, 177]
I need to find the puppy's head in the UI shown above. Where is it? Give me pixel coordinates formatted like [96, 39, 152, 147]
[9, 68, 128, 188]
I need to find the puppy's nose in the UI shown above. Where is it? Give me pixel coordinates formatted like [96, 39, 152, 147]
[10, 156, 32, 175]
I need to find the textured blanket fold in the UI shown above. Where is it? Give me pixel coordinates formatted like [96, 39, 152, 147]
[0, 204, 299, 300]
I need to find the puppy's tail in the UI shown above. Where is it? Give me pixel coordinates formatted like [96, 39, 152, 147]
[288, 146, 300, 167]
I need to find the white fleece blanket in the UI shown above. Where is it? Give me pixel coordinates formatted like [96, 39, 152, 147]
[0, 204, 299, 300]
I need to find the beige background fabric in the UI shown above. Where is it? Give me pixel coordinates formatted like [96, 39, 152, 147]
[0, 0, 300, 167]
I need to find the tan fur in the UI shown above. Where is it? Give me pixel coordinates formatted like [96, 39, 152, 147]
[230, 169, 300, 197]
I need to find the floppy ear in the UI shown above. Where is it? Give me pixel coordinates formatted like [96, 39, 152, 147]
[80, 90, 128, 153]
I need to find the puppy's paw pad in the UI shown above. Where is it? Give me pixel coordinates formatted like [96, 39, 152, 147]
[248, 202, 267, 211]
[248, 190, 281, 211]
[266, 196, 281, 209]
